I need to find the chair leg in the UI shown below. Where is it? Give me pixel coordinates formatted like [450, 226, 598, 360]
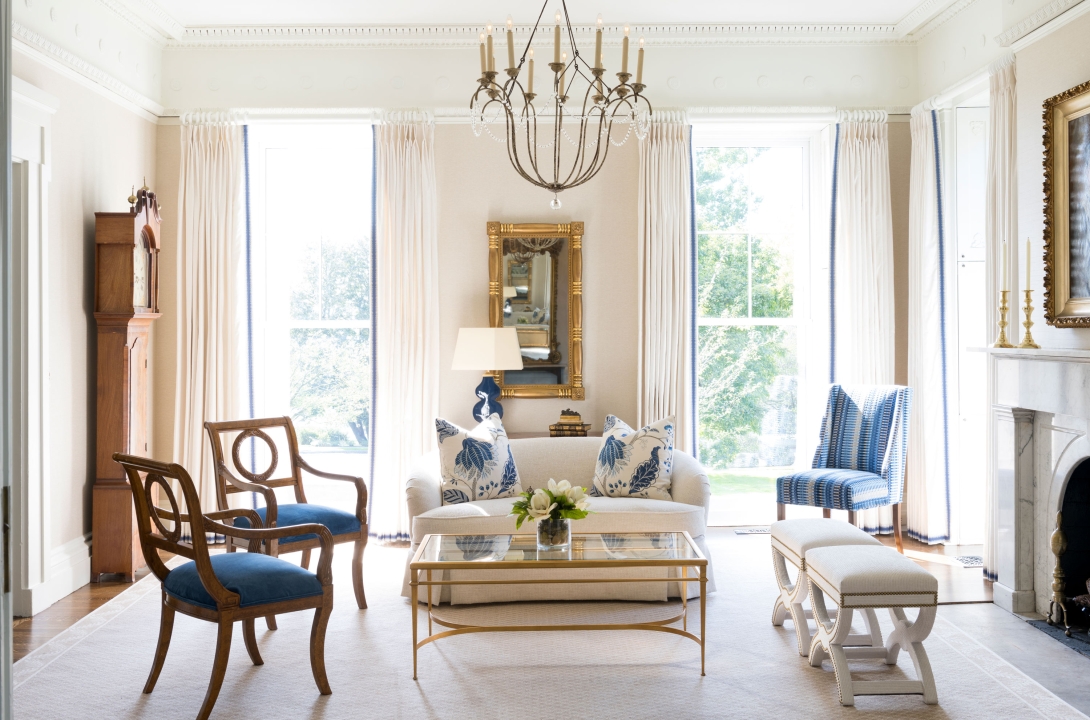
[822, 508, 831, 519]
[352, 538, 367, 609]
[310, 595, 333, 695]
[266, 543, 279, 630]
[143, 599, 175, 694]
[242, 618, 264, 666]
[265, 615, 278, 631]
[848, 510, 856, 525]
[776, 502, 786, 521]
[300, 549, 312, 571]
[197, 620, 234, 720]
[893, 503, 904, 554]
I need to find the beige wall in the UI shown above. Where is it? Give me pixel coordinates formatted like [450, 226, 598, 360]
[434, 124, 640, 432]
[1017, 12, 1090, 349]
[12, 54, 158, 552]
[151, 125, 180, 461]
[889, 120, 912, 386]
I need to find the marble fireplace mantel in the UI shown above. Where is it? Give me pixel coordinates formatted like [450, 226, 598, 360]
[978, 346, 1090, 615]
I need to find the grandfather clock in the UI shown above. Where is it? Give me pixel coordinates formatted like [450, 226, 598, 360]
[91, 185, 161, 582]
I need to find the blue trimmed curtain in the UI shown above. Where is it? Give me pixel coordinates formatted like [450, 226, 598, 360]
[906, 102, 953, 544]
[829, 112, 897, 534]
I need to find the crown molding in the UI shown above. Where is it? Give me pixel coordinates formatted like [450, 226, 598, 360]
[120, 0, 185, 40]
[894, 0, 961, 35]
[13, 22, 163, 121]
[167, 23, 918, 49]
[907, 0, 979, 39]
[97, 0, 170, 46]
[997, 0, 1086, 47]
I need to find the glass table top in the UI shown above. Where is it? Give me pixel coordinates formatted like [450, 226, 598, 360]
[414, 532, 703, 565]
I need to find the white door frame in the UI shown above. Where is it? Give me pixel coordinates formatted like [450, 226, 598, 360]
[1, 0, 16, 712]
[9, 78, 58, 618]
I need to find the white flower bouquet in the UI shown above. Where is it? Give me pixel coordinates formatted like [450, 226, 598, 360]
[509, 479, 591, 528]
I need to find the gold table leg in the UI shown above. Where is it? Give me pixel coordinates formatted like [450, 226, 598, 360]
[411, 568, 419, 680]
[700, 566, 707, 676]
[427, 569, 433, 636]
[682, 565, 688, 632]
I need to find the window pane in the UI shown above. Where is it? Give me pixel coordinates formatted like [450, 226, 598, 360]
[288, 236, 320, 321]
[697, 325, 797, 470]
[290, 328, 370, 449]
[697, 233, 748, 319]
[750, 234, 793, 318]
[694, 147, 760, 233]
[320, 236, 371, 321]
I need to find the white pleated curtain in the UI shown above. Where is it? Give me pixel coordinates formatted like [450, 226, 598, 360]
[832, 112, 897, 534]
[173, 113, 246, 529]
[906, 102, 953, 544]
[636, 111, 694, 454]
[370, 111, 440, 543]
[984, 54, 1017, 580]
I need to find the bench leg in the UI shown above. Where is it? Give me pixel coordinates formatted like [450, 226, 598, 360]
[807, 584, 857, 705]
[771, 548, 811, 655]
[886, 607, 938, 704]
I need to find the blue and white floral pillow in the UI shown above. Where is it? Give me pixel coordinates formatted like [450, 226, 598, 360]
[435, 414, 522, 505]
[591, 415, 675, 501]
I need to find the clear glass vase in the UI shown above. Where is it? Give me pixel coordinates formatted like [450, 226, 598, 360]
[536, 517, 571, 551]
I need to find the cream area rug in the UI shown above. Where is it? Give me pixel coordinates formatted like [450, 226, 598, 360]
[14, 531, 1087, 720]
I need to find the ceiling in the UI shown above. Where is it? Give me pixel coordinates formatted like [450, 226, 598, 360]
[150, 0, 935, 28]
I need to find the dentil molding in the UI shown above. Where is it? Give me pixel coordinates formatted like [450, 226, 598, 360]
[996, 0, 1087, 47]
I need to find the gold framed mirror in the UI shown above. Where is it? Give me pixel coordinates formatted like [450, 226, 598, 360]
[488, 221, 584, 400]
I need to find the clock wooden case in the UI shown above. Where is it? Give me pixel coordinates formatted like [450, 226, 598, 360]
[91, 188, 160, 581]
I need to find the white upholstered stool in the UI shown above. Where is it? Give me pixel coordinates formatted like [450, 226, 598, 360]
[805, 545, 939, 706]
[770, 518, 883, 655]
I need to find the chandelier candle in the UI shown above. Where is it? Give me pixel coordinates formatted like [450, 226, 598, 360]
[637, 37, 645, 84]
[527, 48, 534, 94]
[554, 11, 561, 63]
[506, 16, 515, 70]
[622, 25, 630, 74]
[486, 23, 494, 72]
[479, 33, 486, 74]
[595, 15, 603, 70]
[559, 51, 567, 97]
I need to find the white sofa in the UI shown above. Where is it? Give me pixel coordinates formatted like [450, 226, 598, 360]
[401, 436, 717, 604]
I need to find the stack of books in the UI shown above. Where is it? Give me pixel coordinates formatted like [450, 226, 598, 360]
[550, 409, 591, 437]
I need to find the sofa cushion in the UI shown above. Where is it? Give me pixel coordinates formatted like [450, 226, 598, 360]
[164, 553, 323, 610]
[436, 414, 522, 505]
[411, 496, 705, 545]
[591, 415, 674, 501]
[234, 503, 361, 544]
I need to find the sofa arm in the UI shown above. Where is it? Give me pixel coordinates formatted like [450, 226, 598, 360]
[670, 450, 711, 522]
[406, 450, 443, 525]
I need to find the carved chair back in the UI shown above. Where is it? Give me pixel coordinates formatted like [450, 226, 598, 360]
[204, 417, 309, 511]
[113, 453, 251, 610]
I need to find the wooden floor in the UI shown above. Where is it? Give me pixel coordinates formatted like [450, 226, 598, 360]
[876, 534, 993, 604]
[13, 567, 153, 662]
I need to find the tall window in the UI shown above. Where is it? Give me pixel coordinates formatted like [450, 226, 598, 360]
[246, 124, 373, 509]
[694, 140, 808, 525]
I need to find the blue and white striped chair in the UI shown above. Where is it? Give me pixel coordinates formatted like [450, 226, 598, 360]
[776, 384, 912, 552]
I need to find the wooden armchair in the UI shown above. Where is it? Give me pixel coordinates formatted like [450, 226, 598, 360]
[204, 417, 368, 623]
[113, 453, 334, 720]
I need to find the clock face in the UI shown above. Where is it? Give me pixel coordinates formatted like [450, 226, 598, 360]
[133, 233, 149, 309]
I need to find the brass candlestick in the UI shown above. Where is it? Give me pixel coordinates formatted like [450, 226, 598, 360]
[1019, 288, 1040, 348]
[994, 290, 1014, 348]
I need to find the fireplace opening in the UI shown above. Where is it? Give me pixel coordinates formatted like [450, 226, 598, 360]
[1061, 459, 1090, 626]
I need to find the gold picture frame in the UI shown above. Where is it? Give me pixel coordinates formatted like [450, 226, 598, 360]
[1044, 78, 1090, 326]
[487, 221, 584, 400]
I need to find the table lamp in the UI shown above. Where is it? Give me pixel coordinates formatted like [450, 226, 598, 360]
[452, 327, 524, 421]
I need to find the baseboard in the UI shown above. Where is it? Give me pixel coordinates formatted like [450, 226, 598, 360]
[13, 533, 92, 617]
[992, 581, 1035, 614]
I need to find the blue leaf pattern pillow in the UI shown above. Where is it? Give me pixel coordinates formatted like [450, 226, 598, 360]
[592, 415, 674, 500]
[435, 414, 523, 505]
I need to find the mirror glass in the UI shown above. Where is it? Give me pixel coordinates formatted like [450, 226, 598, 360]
[501, 237, 568, 386]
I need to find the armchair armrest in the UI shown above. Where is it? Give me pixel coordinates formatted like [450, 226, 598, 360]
[670, 450, 712, 523]
[295, 454, 368, 523]
[202, 508, 263, 552]
[406, 451, 442, 531]
[204, 519, 335, 585]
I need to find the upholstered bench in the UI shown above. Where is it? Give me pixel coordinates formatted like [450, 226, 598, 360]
[771, 518, 883, 655]
[805, 545, 939, 706]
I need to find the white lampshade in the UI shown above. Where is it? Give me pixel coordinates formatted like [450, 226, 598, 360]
[503, 285, 518, 299]
[451, 328, 524, 371]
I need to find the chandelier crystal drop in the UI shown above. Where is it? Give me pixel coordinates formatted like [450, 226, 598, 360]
[470, 1, 652, 207]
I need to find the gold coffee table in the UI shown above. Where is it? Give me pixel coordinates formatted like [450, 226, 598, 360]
[408, 531, 708, 678]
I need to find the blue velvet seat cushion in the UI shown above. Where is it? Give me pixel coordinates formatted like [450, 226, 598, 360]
[234, 503, 361, 544]
[777, 469, 891, 512]
[164, 553, 323, 610]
